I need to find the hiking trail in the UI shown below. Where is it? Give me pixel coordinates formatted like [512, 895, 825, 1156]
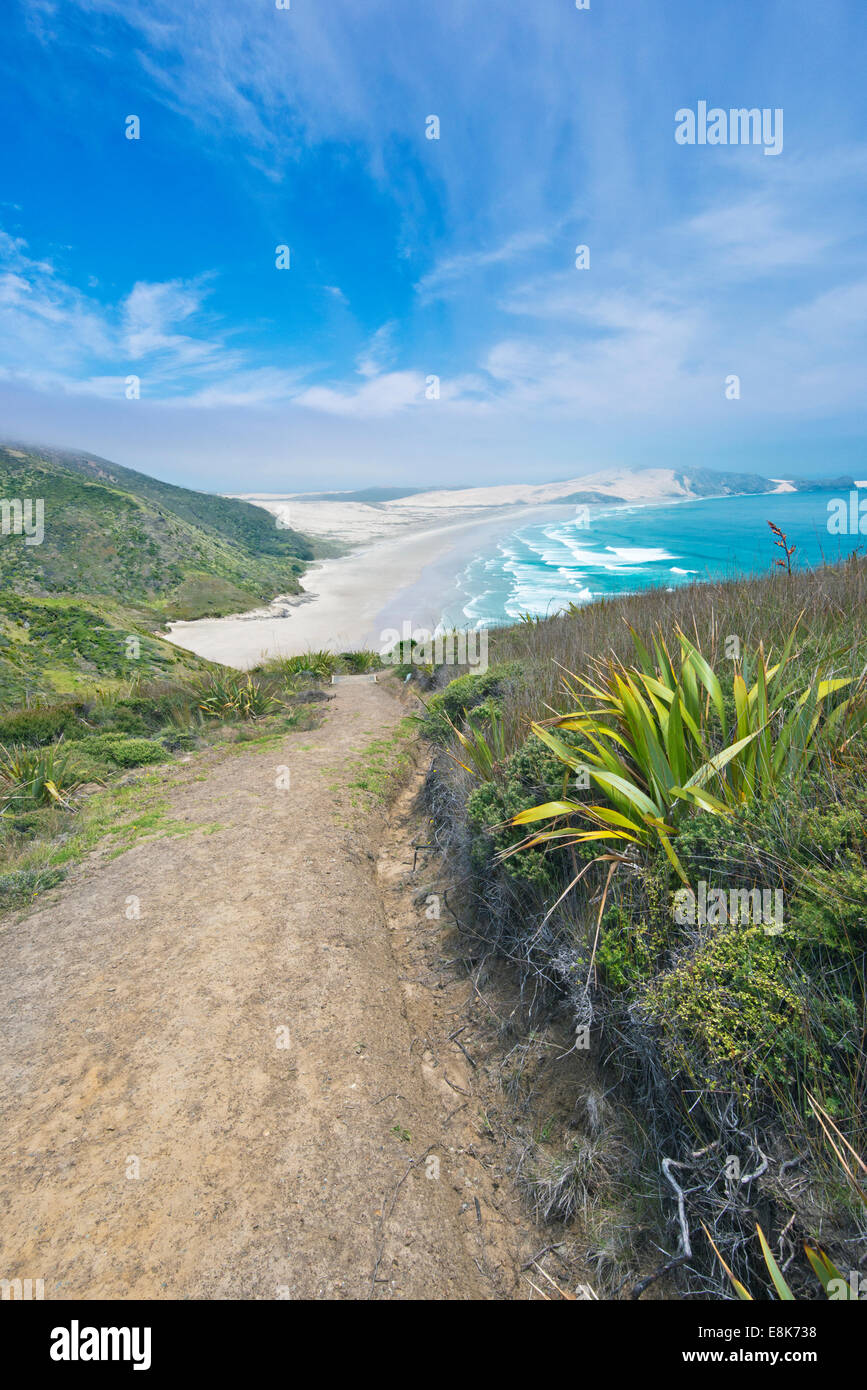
[0, 676, 545, 1300]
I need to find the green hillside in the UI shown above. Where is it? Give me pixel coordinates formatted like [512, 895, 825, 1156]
[0, 443, 316, 703]
[17, 443, 316, 560]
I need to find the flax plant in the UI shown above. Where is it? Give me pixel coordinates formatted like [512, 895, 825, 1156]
[504, 624, 863, 886]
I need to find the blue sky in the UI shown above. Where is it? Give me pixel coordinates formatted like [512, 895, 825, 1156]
[1, 0, 865, 491]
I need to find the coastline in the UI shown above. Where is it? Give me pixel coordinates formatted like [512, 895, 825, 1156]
[163, 483, 817, 670]
[165, 503, 577, 667]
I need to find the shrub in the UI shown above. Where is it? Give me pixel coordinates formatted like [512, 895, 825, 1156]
[157, 728, 201, 752]
[339, 649, 382, 673]
[71, 733, 168, 768]
[90, 705, 151, 736]
[109, 683, 202, 732]
[0, 704, 80, 746]
[595, 866, 674, 994]
[100, 738, 168, 768]
[467, 733, 583, 892]
[419, 662, 524, 741]
[640, 925, 804, 1106]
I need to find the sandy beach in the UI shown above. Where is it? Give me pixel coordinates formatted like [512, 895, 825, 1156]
[164, 468, 796, 668]
[166, 504, 571, 667]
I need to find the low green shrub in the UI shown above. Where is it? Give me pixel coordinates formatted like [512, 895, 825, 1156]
[597, 765, 867, 1123]
[419, 662, 525, 741]
[595, 866, 674, 994]
[157, 728, 201, 752]
[640, 925, 804, 1106]
[0, 704, 81, 746]
[85, 705, 151, 736]
[338, 649, 382, 673]
[103, 738, 168, 767]
[467, 732, 583, 892]
[70, 733, 168, 768]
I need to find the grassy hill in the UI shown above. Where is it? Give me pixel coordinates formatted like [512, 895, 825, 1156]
[0, 443, 317, 703]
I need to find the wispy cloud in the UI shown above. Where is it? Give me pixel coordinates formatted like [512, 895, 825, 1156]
[0, 230, 273, 400]
[415, 229, 553, 303]
[355, 321, 397, 379]
[294, 371, 426, 419]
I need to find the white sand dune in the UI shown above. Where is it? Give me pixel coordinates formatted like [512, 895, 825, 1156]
[233, 467, 783, 546]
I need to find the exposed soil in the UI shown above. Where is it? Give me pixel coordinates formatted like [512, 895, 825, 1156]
[0, 675, 589, 1300]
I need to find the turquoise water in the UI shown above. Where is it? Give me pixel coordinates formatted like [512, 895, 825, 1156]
[442, 490, 859, 628]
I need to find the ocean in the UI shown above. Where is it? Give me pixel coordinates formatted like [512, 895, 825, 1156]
[439, 489, 860, 629]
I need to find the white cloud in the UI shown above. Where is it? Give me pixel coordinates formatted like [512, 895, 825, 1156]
[123, 279, 203, 356]
[178, 369, 309, 410]
[681, 194, 835, 275]
[415, 229, 553, 303]
[785, 278, 867, 346]
[0, 230, 264, 400]
[355, 321, 397, 379]
[294, 371, 426, 418]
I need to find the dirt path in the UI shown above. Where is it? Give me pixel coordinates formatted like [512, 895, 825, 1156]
[0, 677, 541, 1300]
